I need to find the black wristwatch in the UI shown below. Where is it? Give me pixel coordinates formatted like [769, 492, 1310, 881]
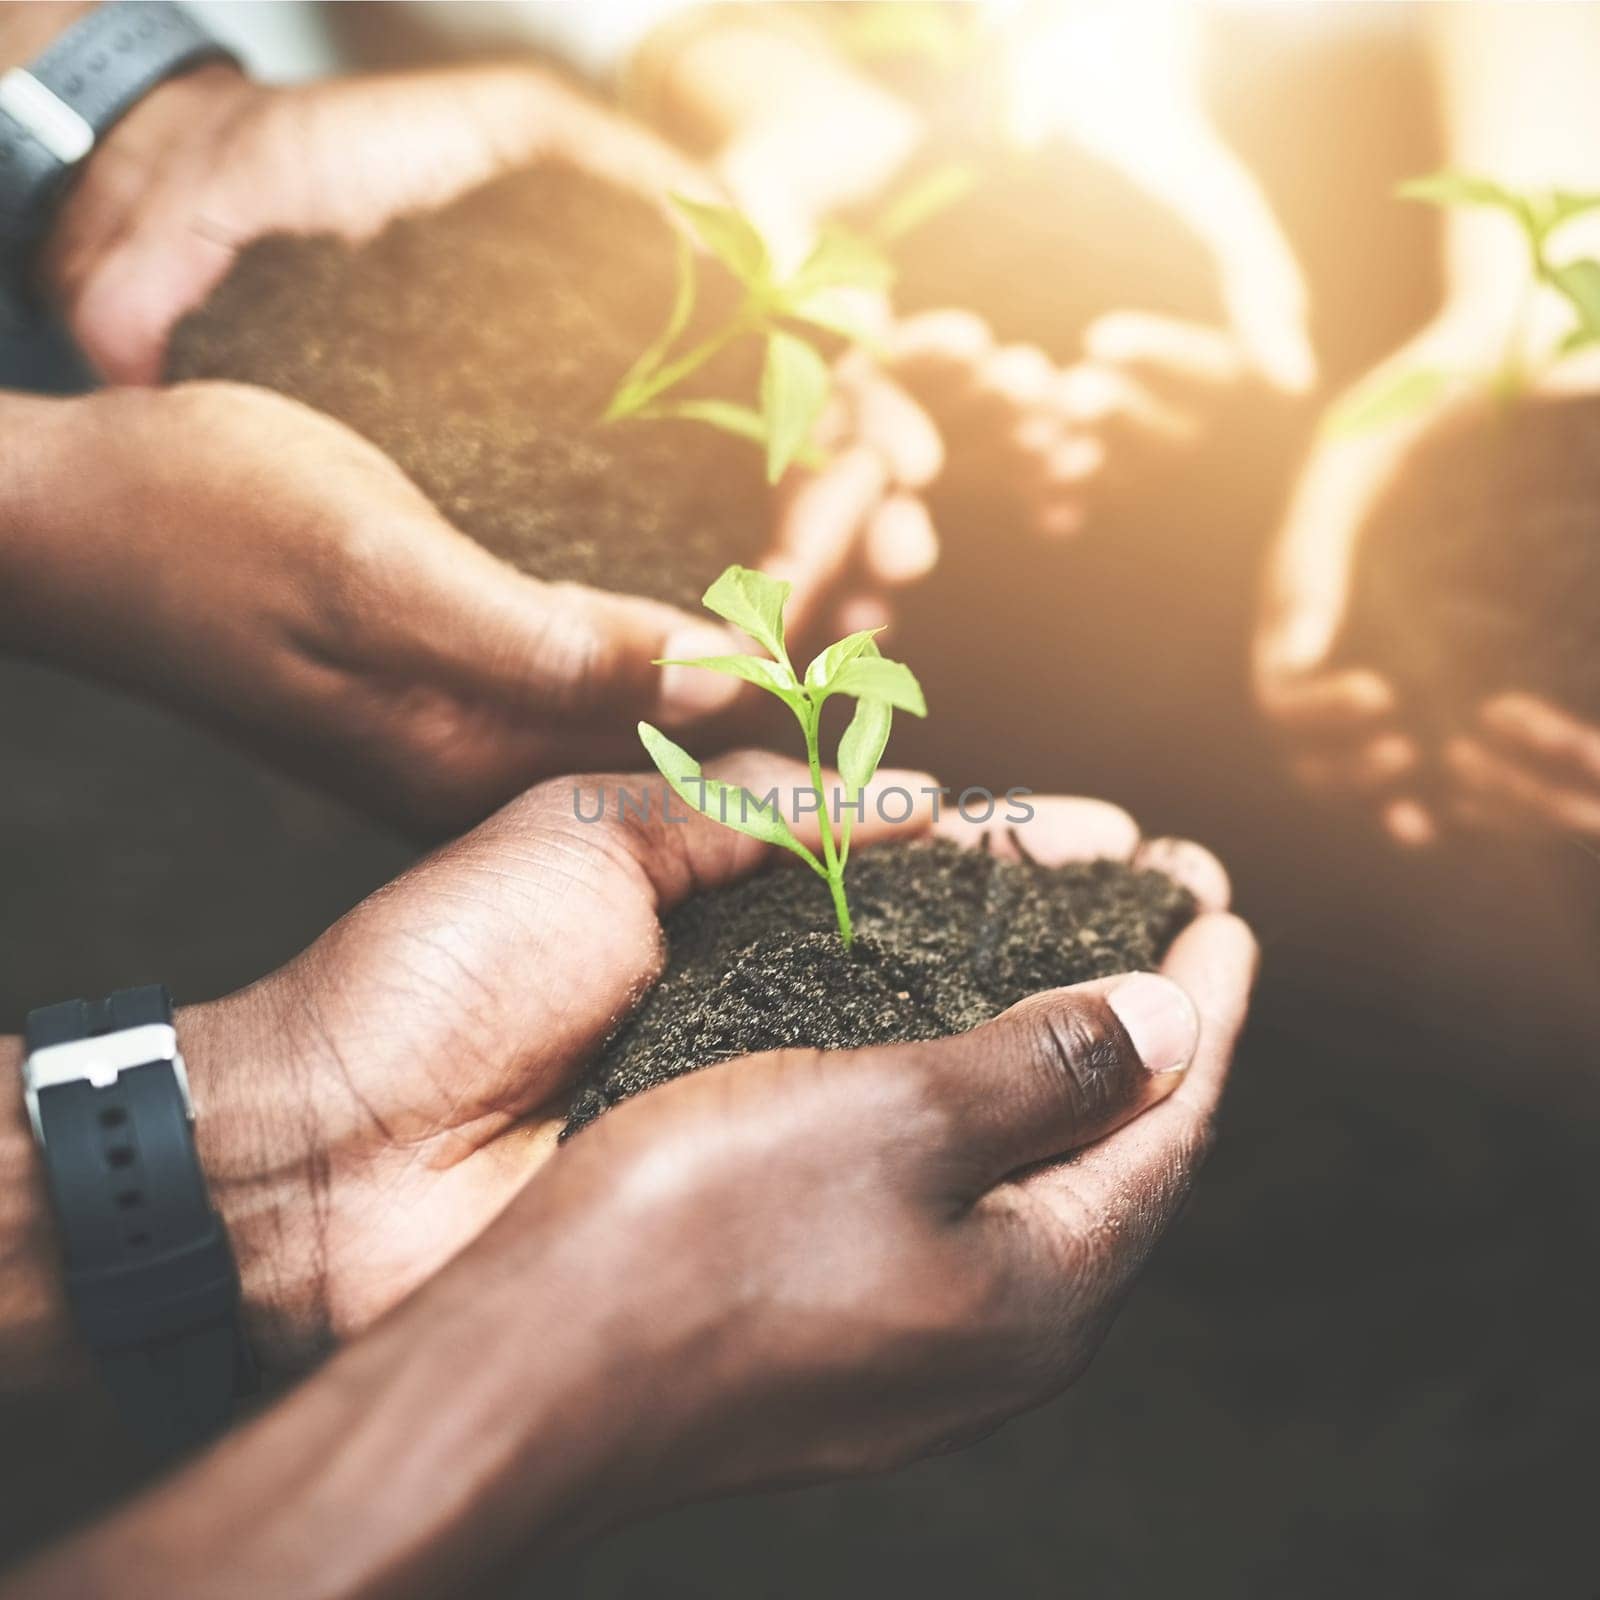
[22, 984, 255, 1461]
[0, 0, 234, 322]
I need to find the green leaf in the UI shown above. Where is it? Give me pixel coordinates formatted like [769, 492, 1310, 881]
[1550, 258, 1600, 340]
[828, 655, 927, 716]
[784, 288, 887, 352]
[837, 695, 893, 793]
[637, 723, 820, 865]
[639, 398, 827, 470]
[805, 628, 884, 690]
[1559, 324, 1600, 358]
[605, 230, 697, 421]
[700, 564, 792, 662]
[873, 161, 979, 244]
[1322, 366, 1458, 439]
[1397, 170, 1526, 215]
[1543, 189, 1600, 234]
[652, 653, 799, 699]
[787, 226, 894, 296]
[760, 331, 831, 483]
[669, 194, 771, 288]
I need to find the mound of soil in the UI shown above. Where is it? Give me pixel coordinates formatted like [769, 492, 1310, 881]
[167, 163, 769, 610]
[566, 835, 1194, 1134]
[1344, 393, 1600, 726]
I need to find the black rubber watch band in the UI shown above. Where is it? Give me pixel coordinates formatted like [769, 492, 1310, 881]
[0, 2, 235, 319]
[23, 984, 255, 1462]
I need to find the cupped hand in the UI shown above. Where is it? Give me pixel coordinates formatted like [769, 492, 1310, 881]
[482, 792, 1253, 1509]
[180, 746, 1238, 1385]
[1, 381, 773, 834]
[1251, 314, 1504, 847]
[182, 750, 935, 1371]
[42, 62, 708, 386]
[1256, 321, 1600, 848]
[1443, 692, 1600, 844]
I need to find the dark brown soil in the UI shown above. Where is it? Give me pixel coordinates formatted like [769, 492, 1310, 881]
[565, 835, 1194, 1135]
[166, 163, 770, 610]
[1343, 392, 1600, 726]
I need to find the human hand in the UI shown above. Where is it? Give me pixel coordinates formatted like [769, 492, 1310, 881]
[1256, 314, 1600, 847]
[0, 380, 786, 834]
[1442, 693, 1600, 845]
[39, 60, 710, 385]
[1251, 311, 1510, 847]
[1, 773, 1247, 1593]
[165, 750, 936, 1373]
[493, 798, 1250, 1510]
[885, 309, 1255, 541]
[178, 755, 1233, 1378]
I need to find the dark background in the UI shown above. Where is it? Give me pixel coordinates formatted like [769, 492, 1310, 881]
[2, 7, 1597, 1594]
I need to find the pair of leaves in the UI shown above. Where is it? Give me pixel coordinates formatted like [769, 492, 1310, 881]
[608, 195, 903, 483]
[667, 566, 925, 717]
[1399, 171, 1600, 254]
[1400, 170, 1600, 356]
[1330, 171, 1600, 437]
[642, 566, 926, 887]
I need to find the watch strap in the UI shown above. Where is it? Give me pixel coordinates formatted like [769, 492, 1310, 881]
[0, 2, 232, 243]
[25, 985, 254, 1462]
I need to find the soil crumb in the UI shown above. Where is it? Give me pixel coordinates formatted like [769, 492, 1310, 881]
[167, 162, 769, 610]
[566, 836, 1194, 1134]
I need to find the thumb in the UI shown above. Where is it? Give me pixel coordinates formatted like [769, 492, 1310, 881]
[407, 542, 746, 726]
[864, 971, 1201, 1196]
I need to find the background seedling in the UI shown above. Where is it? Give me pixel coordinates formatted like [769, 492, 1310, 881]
[1327, 171, 1600, 436]
[605, 168, 975, 482]
[638, 564, 926, 948]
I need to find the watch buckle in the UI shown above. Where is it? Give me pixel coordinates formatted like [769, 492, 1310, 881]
[21, 1023, 191, 1144]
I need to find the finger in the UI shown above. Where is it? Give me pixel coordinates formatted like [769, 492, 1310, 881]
[764, 445, 889, 634]
[886, 971, 1203, 1196]
[1258, 668, 1396, 734]
[1217, 236, 1317, 395]
[1034, 501, 1087, 542]
[1444, 736, 1600, 840]
[862, 491, 939, 586]
[1289, 732, 1417, 795]
[1013, 911, 1257, 1255]
[1131, 838, 1231, 913]
[977, 344, 1058, 410]
[1478, 693, 1600, 788]
[1256, 426, 1411, 683]
[1381, 796, 1438, 848]
[935, 795, 1139, 863]
[1042, 434, 1106, 489]
[396, 531, 746, 727]
[834, 363, 944, 489]
[1082, 311, 1248, 392]
[883, 308, 996, 373]
[1050, 366, 1197, 442]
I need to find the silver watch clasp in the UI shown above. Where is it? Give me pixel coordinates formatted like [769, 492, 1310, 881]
[21, 1023, 191, 1145]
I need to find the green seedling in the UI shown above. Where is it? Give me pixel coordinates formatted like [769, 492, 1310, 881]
[1327, 170, 1600, 437]
[637, 564, 926, 949]
[605, 167, 976, 482]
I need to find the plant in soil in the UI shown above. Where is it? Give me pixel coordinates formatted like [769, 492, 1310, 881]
[606, 170, 976, 482]
[167, 163, 774, 611]
[1327, 171, 1600, 436]
[567, 561, 1197, 1136]
[639, 564, 926, 947]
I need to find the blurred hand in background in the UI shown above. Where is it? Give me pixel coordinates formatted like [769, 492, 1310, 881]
[1257, 2, 1600, 850]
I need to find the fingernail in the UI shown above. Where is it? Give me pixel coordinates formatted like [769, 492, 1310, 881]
[658, 626, 743, 720]
[1108, 973, 1199, 1075]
